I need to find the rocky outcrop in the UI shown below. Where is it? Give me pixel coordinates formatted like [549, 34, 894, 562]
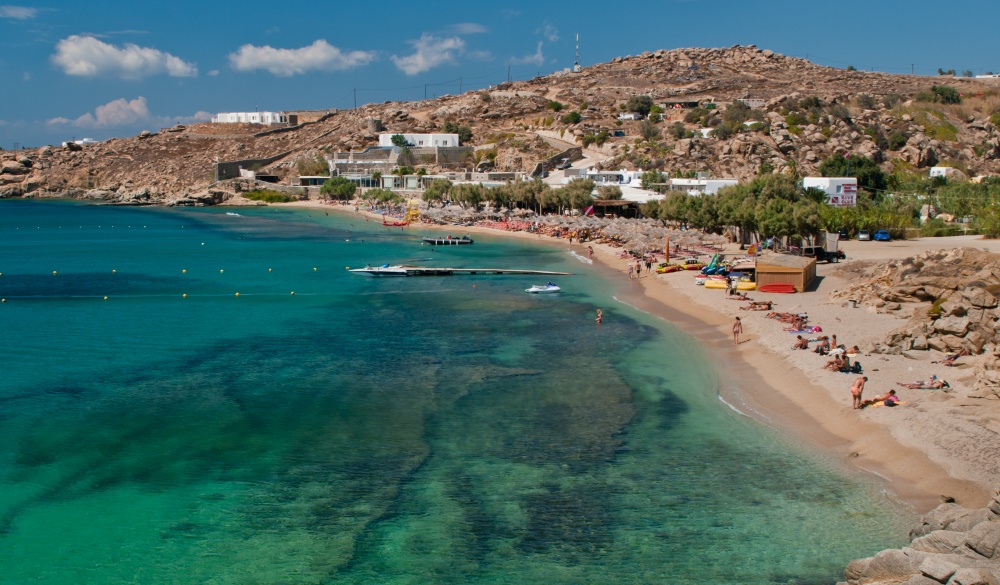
[830, 249, 1000, 399]
[840, 491, 1000, 585]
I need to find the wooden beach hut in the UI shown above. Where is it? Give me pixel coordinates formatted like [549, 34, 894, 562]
[755, 254, 816, 292]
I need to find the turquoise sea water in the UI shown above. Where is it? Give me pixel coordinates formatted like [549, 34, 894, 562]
[0, 199, 908, 584]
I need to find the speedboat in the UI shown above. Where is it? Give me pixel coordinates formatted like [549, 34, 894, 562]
[348, 264, 409, 277]
[526, 283, 561, 294]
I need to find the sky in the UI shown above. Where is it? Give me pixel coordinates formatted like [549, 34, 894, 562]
[0, 0, 997, 148]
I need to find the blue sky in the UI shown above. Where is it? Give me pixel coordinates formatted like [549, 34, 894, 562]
[1, 0, 997, 148]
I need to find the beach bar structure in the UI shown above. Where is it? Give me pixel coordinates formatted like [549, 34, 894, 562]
[755, 254, 816, 292]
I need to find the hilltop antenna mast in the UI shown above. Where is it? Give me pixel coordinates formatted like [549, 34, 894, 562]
[572, 34, 581, 73]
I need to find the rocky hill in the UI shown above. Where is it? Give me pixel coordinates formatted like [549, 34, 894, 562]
[2, 45, 999, 204]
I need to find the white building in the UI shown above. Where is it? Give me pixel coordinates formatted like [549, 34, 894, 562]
[617, 112, 643, 121]
[929, 166, 968, 181]
[667, 178, 739, 196]
[377, 133, 460, 148]
[212, 112, 287, 124]
[735, 98, 766, 109]
[802, 177, 857, 207]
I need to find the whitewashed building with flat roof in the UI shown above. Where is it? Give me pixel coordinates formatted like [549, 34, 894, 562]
[802, 177, 857, 207]
[378, 133, 460, 147]
[212, 112, 287, 124]
[667, 178, 738, 196]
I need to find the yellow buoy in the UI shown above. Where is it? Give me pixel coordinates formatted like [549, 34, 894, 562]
[235, 292, 240, 296]
[313, 267, 317, 271]
[182, 269, 187, 273]
[268, 268, 272, 272]
[1, 299, 5, 303]
[103, 296, 108, 300]
[220, 269, 224, 273]
[183, 293, 187, 298]
[53, 271, 58, 275]
[290, 291, 295, 296]
[112, 269, 117, 273]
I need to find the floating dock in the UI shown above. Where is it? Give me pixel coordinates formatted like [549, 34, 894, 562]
[349, 265, 570, 277]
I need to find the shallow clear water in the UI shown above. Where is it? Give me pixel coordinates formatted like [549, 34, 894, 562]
[0, 200, 908, 584]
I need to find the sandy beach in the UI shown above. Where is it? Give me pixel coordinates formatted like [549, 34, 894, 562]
[284, 200, 999, 512]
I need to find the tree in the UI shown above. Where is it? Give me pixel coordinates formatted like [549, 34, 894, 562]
[443, 121, 473, 143]
[626, 95, 654, 117]
[390, 134, 409, 147]
[422, 178, 452, 207]
[296, 154, 330, 177]
[818, 153, 887, 193]
[668, 122, 692, 140]
[596, 185, 622, 200]
[932, 85, 961, 104]
[562, 179, 595, 212]
[639, 120, 660, 141]
[321, 176, 357, 201]
[366, 187, 402, 206]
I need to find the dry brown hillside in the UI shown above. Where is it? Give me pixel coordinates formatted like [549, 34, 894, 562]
[2, 45, 999, 204]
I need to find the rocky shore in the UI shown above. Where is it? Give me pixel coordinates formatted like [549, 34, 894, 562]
[841, 490, 1000, 585]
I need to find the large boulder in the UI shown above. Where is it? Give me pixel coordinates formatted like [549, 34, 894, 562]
[911, 530, 968, 554]
[934, 316, 971, 336]
[918, 556, 959, 583]
[965, 520, 1000, 559]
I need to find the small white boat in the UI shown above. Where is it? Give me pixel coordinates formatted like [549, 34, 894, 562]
[526, 283, 561, 294]
[349, 264, 409, 277]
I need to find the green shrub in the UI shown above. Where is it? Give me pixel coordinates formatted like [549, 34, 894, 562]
[747, 121, 769, 132]
[932, 85, 961, 104]
[785, 112, 808, 126]
[990, 113, 1000, 127]
[547, 100, 564, 112]
[856, 94, 876, 109]
[887, 131, 909, 150]
[800, 96, 823, 109]
[243, 189, 296, 203]
[560, 111, 581, 124]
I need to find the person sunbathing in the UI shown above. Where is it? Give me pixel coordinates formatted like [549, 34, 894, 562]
[813, 337, 831, 354]
[791, 335, 809, 350]
[935, 349, 972, 367]
[896, 378, 950, 389]
[862, 390, 900, 407]
[823, 355, 845, 371]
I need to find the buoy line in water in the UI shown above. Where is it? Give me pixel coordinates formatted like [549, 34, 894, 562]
[0, 292, 317, 301]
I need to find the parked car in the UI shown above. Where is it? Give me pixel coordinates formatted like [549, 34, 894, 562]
[555, 158, 572, 170]
[873, 230, 891, 241]
[857, 230, 871, 241]
[799, 246, 846, 263]
[838, 229, 849, 239]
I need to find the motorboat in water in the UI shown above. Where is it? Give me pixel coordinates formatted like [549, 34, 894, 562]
[348, 264, 409, 277]
[525, 283, 561, 294]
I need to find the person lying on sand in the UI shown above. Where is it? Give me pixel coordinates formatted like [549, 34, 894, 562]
[862, 389, 900, 408]
[791, 335, 810, 350]
[896, 379, 950, 390]
[728, 292, 752, 301]
[934, 349, 972, 367]
[823, 355, 845, 371]
[740, 300, 771, 310]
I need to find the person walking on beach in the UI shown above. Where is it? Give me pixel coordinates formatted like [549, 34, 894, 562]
[732, 317, 742, 345]
[628, 264, 634, 280]
[851, 376, 868, 410]
[588, 246, 594, 260]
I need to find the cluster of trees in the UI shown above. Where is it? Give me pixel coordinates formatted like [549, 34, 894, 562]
[418, 178, 598, 215]
[441, 121, 473, 143]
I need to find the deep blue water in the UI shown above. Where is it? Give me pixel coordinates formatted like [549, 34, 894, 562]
[0, 200, 907, 584]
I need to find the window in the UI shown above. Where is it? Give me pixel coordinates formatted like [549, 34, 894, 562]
[836, 185, 842, 193]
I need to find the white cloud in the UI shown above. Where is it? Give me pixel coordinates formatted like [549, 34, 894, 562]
[52, 35, 197, 79]
[46, 97, 211, 129]
[538, 24, 559, 42]
[392, 35, 465, 76]
[22, 71, 30, 80]
[451, 23, 486, 34]
[208, 69, 219, 76]
[0, 5, 37, 19]
[228, 39, 376, 76]
[511, 42, 544, 66]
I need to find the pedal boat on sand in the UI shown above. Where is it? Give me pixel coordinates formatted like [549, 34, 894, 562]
[525, 283, 561, 294]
